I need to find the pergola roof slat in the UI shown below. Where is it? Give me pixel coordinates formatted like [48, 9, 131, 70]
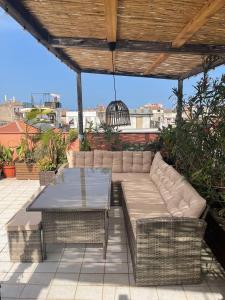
[0, 0, 81, 72]
[172, 0, 225, 48]
[0, 0, 224, 79]
[144, 0, 225, 75]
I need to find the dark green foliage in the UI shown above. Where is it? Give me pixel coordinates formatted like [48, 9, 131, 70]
[92, 122, 121, 151]
[160, 69, 225, 214]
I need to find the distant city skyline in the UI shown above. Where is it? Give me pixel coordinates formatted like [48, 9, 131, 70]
[0, 8, 224, 111]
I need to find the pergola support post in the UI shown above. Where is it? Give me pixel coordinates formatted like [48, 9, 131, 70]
[175, 79, 184, 166]
[76, 72, 84, 141]
[176, 79, 183, 127]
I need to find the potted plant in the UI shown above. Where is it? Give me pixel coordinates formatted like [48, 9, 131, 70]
[2, 146, 15, 178]
[15, 137, 40, 180]
[35, 129, 66, 185]
[37, 156, 56, 186]
[15, 108, 50, 180]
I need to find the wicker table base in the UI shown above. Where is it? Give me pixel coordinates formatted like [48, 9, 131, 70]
[42, 210, 109, 258]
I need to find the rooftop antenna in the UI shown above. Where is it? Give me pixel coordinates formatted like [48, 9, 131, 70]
[31, 94, 34, 107]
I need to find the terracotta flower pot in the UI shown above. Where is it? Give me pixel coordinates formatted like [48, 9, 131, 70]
[3, 165, 16, 178]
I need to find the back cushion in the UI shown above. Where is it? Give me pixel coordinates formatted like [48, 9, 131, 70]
[123, 151, 133, 172]
[157, 166, 184, 204]
[167, 180, 206, 218]
[67, 151, 94, 168]
[112, 151, 123, 173]
[93, 150, 105, 168]
[84, 152, 94, 167]
[122, 151, 153, 173]
[74, 152, 85, 167]
[132, 152, 143, 172]
[68, 150, 152, 173]
[150, 151, 163, 178]
[143, 151, 153, 172]
[150, 158, 170, 187]
[102, 151, 113, 169]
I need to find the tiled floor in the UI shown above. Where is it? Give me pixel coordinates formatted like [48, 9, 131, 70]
[0, 178, 225, 300]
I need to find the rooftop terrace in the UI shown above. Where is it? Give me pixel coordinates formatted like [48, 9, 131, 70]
[0, 178, 225, 300]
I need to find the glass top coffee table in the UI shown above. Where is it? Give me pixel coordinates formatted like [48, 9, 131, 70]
[27, 168, 111, 259]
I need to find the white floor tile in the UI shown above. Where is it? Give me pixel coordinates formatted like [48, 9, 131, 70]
[75, 285, 103, 300]
[20, 284, 50, 299]
[130, 287, 158, 300]
[47, 285, 76, 300]
[79, 273, 104, 285]
[1, 283, 25, 298]
[57, 262, 81, 273]
[81, 262, 105, 274]
[52, 272, 79, 286]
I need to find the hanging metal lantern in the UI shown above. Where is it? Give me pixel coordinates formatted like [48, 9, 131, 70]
[106, 100, 131, 126]
[105, 44, 130, 126]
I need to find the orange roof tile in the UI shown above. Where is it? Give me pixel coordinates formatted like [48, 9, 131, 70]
[0, 120, 39, 134]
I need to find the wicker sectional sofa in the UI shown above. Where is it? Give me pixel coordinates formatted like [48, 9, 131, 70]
[67, 150, 207, 286]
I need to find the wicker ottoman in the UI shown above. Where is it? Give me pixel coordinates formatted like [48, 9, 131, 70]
[6, 209, 43, 262]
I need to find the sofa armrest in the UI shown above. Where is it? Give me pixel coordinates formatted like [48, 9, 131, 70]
[136, 217, 206, 239]
[133, 217, 206, 285]
[136, 217, 206, 261]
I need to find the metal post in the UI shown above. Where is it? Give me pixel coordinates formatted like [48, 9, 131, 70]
[175, 79, 183, 167]
[76, 72, 84, 140]
[176, 79, 183, 127]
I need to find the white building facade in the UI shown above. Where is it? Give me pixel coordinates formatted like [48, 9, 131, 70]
[66, 111, 100, 129]
[66, 105, 177, 132]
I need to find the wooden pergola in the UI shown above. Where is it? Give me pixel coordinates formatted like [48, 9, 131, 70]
[1, 0, 225, 138]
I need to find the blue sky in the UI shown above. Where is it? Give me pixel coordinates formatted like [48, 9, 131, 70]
[0, 8, 224, 110]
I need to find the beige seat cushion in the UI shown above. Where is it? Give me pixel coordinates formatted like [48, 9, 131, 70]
[122, 181, 170, 236]
[112, 173, 151, 183]
[6, 209, 41, 231]
[121, 181, 164, 204]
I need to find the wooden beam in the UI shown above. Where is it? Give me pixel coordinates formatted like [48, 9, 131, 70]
[144, 53, 169, 74]
[50, 37, 225, 55]
[144, 0, 225, 75]
[0, 0, 81, 72]
[76, 72, 84, 140]
[173, 0, 225, 48]
[104, 0, 118, 42]
[82, 68, 179, 80]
